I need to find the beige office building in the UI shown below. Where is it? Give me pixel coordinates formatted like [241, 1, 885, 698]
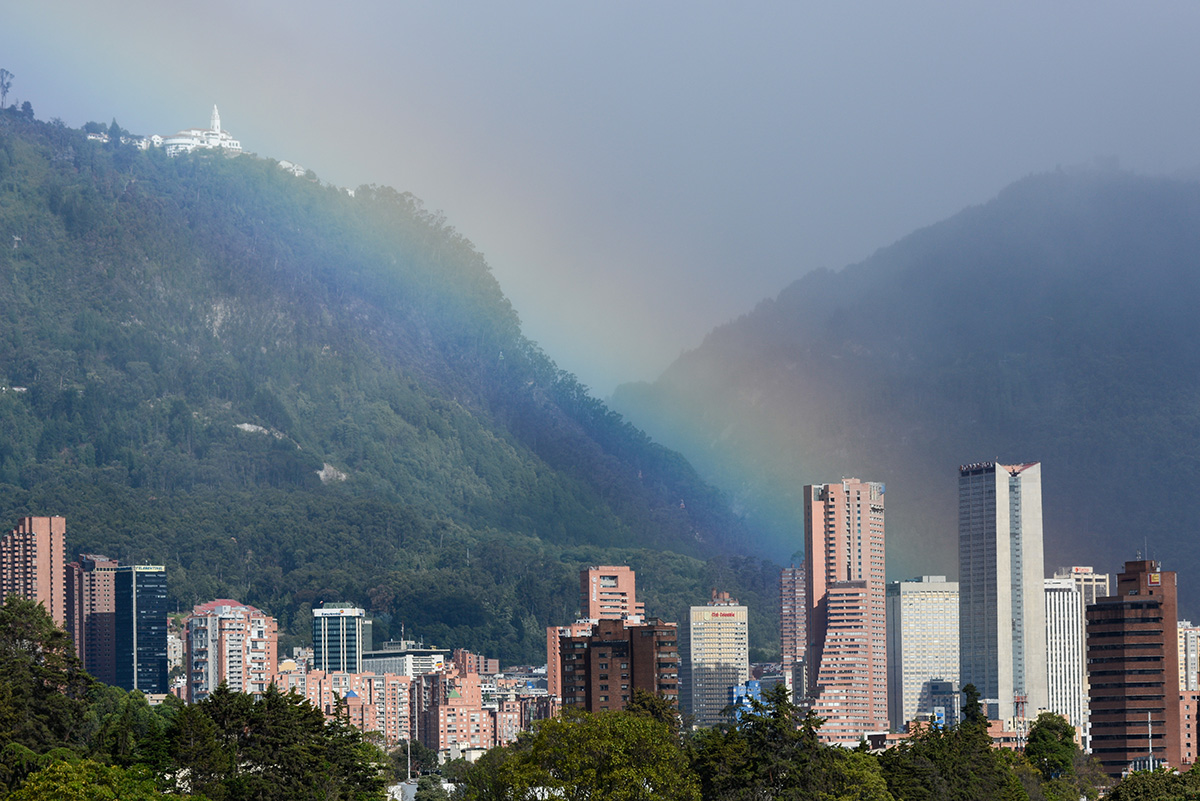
[684, 592, 748, 727]
[886, 575, 958, 731]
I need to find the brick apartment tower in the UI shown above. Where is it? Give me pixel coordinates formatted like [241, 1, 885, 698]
[66, 554, 121, 683]
[186, 599, 279, 702]
[0, 516, 67, 626]
[804, 479, 887, 743]
[580, 566, 645, 620]
[780, 565, 806, 689]
[558, 617, 680, 712]
[1087, 560, 1181, 776]
[548, 565, 647, 700]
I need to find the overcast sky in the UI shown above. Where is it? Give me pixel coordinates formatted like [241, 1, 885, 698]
[7, 3, 1200, 394]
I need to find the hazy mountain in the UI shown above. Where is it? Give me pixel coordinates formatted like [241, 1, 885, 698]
[0, 110, 778, 663]
[612, 168, 1200, 615]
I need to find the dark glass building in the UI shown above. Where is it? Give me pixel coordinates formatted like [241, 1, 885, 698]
[114, 565, 168, 693]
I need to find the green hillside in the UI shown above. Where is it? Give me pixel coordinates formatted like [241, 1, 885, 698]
[612, 169, 1200, 614]
[0, 109, 778, 662]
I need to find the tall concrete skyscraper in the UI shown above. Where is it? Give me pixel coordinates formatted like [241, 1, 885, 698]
[886, 575, 958, 731]
[804, 479, 887, 743]
[958, 462, 1047, 726]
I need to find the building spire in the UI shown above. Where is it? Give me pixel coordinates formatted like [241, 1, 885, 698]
[211, 105, 220, 133]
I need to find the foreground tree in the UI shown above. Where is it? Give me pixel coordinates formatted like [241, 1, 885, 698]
[459, 706, 700, 801]
[0, 596, 95, 793]
[163, 683, 387, 800]
[691, 683, 892, 801]
[879, 686, 1026, 801]
[6, 758, 176, 801]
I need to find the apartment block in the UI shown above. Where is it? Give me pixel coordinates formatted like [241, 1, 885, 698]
[274, 668, 413, 745]
[580, 566, 645, 621]
[186, 598, 278, 702]
[66, 554, 120, 683]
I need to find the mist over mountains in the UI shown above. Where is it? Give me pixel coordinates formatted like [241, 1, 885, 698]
[612, 168, 1200, 614]
[0, 110, 778, 663]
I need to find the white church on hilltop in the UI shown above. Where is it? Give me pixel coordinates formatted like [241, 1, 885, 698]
[160, 105, 242, 156]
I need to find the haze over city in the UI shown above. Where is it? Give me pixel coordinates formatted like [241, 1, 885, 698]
[8, 2, 1200, 394]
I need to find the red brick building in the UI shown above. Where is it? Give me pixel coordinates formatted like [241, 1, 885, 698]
[1087, 560, 1180, 775]
[66, 553, 120, 683]
[559, 617, 680, 713]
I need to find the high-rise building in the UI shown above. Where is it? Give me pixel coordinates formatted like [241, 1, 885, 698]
[780, 565, 806, 691]
[1179, 621, 1200, 693]
[684, 591, 749, 727]
[958, 461, 1047, 726]
[66, 554, 120, 684]
[558, 617, 680, 712]
[1086, 560, 1180, 775]
[185, 598, 279, 702]
[313, 603, 367, 674]
[114, 565, 168, 694]
[1045, 578, 1087, 738]
[804, 479, 887, 743]
[886, 575, 958, 731]
[0, 516, 67, 626]
[1052, 565, 1110, 749]
[580, 566, 645, 621]
[547, 565, 648, 700]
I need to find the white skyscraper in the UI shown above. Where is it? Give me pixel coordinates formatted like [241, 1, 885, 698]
[886, 575, 959, 731]
[958, 461, 1047, 726]
[1044, 578, 1086, 739]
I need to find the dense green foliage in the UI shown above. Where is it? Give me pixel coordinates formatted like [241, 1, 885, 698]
[0, 596, 387, 799]
[460, 706, 701, 801]
[461, 684, 1118, 801]
[0, 105, 778, 662]
[612, 168, 1200, 599]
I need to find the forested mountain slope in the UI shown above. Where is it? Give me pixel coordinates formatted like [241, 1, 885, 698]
[0, 109, 776, 662]
[612, 169, 1200, 613]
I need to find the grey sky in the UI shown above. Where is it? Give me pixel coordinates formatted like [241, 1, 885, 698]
[7, 2, 1200, 393]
